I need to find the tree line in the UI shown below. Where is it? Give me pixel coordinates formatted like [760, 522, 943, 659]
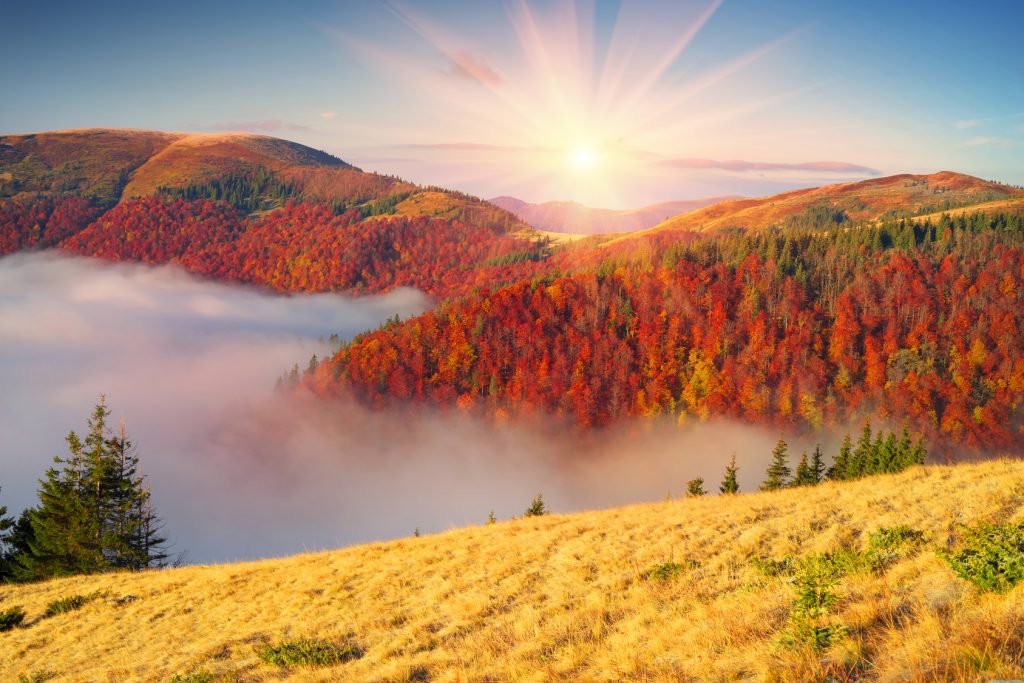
[0, 397, 168, 583]
[686, 424, 927, 497]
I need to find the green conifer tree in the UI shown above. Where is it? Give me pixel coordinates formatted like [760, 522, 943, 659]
[720, 454, 740, 494]
[0, 487, 14, 580]
[828, 433, 853, 480]
[525, 493, 548, 517]
[849, 423, 874, 479]
[809, 445, 826, 484]
[686, 478, 707, 497]
[793, 452, 813, 486]
[761, 437, 791, 491]
[20, 397, 168, 580]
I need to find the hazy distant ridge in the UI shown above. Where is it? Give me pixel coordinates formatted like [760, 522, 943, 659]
[488, 195, 740, 234]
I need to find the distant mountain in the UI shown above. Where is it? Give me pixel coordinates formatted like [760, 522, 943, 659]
[488, 195, 739, 234]
[628, 171, 1024, 240]
[0, 128, 535, 298]
[0, 129, 524, 233]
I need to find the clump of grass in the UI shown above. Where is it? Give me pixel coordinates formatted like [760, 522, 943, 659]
[938, 521, 1024, 593]
[641, 560, 697, 581]
[170, 672, 215, 683]
[755, 526, 926, 582]
[44, 592, 98, 618]
[257, 639, 363, 668]
[865, 525, 926, 571]
[0, 605, 26, 632]
[751, 555, 797, 577]
[17, 672, 57, 683]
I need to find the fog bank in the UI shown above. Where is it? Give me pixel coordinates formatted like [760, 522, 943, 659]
[1, 253, 803, 563]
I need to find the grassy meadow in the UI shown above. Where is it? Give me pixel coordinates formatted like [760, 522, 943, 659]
[2, 459, 1023, 682]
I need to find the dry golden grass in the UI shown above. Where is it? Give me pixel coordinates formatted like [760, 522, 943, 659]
[613, 172, 1024, 244]
[2, 460, 1023, 682]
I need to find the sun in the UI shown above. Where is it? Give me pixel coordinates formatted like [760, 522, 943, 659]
[569, 146, 599, 171]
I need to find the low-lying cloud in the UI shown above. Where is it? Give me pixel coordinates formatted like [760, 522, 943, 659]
[0, 253, 812, 564]
[656, 157, 880, 176]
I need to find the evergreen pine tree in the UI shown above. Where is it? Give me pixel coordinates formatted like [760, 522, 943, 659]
[878, 432, 898, 473]
[895, 426, 914, 469]
[686, 478, 707, 497]
[849, 423, 874, 479]
[761, 437, 791, 491]
[0, 487, 14, 580]
[525, 493, 547, 517]
[22, 434, 99, 579]
[793, 452, 813, 486]
[720, 454, 740, 494]
[809, 445, 826, 484]
[828, 433, 853, 480]
[20, 397, 168, 580]
[4, 510, 35, 580]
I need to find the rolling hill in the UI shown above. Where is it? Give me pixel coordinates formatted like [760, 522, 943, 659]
[619, 172, 1024, 242]
[0, 129, 534, 297]
[1, 459, 1022, 682]
[489, 195, 739, 234]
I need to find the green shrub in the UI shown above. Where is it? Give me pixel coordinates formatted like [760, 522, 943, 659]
[1, 606, 26, 631]
[44, 593, 97, 618]
[938, 521, 1024, 593]
[782, 566, 847, 653]
[169, 672, 215, 683]
[257, 639, 363, 668]
[751, 555, 796, 577]
[865, 525, 925, 571]
[641, 560, 697, 581]
[18, 673, 57, 683]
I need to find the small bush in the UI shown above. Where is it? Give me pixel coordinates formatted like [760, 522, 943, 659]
[0, 606, 26, 632]
[44, 593, 96, 618]
[782, 566, 847, 653]
[802, 548, 870, 579]
[751, 556, 796, 577]
[642, 560, 697, 581]
[170, 672, 215, 683]
[938, 521, 1024, 593]
[865, 525, 925, 571]
[524, 493, 548, 517]
[18, 673, 57, 683]
[257, 639, 363, 668]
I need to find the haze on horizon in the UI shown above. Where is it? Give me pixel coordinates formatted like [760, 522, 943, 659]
[2, 0, 1022, 208]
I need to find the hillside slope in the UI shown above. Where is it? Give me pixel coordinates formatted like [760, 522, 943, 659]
[489, 195, 739, 234]
[2, 460, 1023, 682]
[625, 172, 1024, 242]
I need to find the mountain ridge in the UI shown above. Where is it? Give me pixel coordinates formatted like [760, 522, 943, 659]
[489, 194, 741, 234]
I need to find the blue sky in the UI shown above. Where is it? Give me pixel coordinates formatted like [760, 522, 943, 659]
[3, 0, 1022, 206]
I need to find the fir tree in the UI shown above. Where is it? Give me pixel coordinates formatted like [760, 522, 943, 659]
[20, 397, 168, 580]
[720, 454, 740, 494]
[793, 452, 814, 486]
[525, 493, 548, 517]
[809, 445, 826, 484]
[828, 433, 853, 480]
[686, 478, 707, 497]
[761, 437, 791, 491]
[0, 488, 14, 580]
[849, 423, 874, 479]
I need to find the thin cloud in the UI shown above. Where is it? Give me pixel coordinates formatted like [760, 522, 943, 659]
[206, 119, 310, 133]
[444, 50, 504, 87]
[954, 119, 983, 130]
[960, 136, 1013, 148]
[320, 112, 338, 120]
[657, 158, 880, 175]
